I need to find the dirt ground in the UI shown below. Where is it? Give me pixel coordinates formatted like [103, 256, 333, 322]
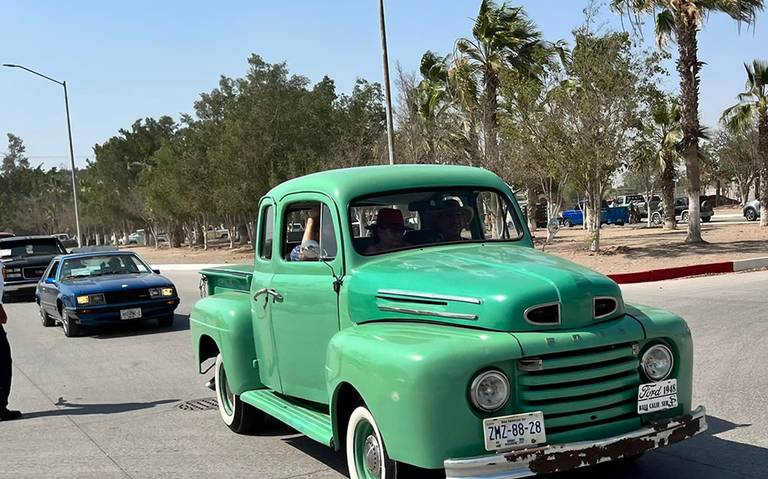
[130, 207, 767, 275]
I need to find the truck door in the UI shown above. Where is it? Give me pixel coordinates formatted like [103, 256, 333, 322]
[251, 199, 282, 393]
[269, 195, 342, 404]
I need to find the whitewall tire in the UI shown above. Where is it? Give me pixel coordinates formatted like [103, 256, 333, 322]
[346, 405, 397, 479]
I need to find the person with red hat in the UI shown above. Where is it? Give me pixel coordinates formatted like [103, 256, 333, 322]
[364, 208, 409, 254]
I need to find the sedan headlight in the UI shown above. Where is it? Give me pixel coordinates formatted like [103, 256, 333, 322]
[641, 344, 674, 381]
[149, 286, 175, 298]
[470, 370, 510, 412]
[76, 294, 105, 306]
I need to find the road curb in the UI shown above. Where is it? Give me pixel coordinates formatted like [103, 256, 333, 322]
[608, 256, 768, 284]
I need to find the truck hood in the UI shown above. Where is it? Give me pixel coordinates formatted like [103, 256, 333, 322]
[346, 244, 624, 332]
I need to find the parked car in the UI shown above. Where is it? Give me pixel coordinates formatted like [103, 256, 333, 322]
[651, 196, 713, 225]
[205, 226, 230, 240]
[0, 232, 14, 239]
[0, 235, 68, 300]
[560, 202, 628, 227]
[743, 199, 761, 221]
[52, 233, 78, 248]
[519, 200, 548, 228]
[35, 250, 179, 337]
[616, 194, 660, 220]
[191, 165, 705, 478]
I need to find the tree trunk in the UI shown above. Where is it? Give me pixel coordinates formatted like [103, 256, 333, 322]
[526, 187, 537, 235]
[759, 113, 768, 227]
[675, 12, 703, 243]
[585, 186, 601, 253]
[661, 154, 676, 229]
[482, 70, 501, 173]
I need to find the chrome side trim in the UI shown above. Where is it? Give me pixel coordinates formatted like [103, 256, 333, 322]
[377, 305, 478, 321]
[523, 301, 561, 326]
[377, 289, 482, 305]
[594, 296, 618, 319]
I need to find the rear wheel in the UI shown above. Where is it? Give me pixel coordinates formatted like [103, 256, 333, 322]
[745, 208, 757, 221]
[651, 212, 662, 226]
[701, 216, 711, 223]
[214, 354, 263, 434]
[681, 211, 689, 223]
[346, 406, 398, 479]
[563, 219, 573, 228]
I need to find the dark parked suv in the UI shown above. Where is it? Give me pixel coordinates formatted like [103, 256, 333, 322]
[651, 196, 714, 224]
[1, 236, 67, 300]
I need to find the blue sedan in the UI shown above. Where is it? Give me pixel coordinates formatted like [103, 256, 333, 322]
[35, 251, 179, 337]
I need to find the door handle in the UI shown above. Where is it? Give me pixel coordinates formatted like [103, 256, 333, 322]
[266, 289, 283, 303]
[253, 288, 269, 301]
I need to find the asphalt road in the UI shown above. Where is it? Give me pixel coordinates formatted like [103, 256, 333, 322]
[1, 269, 766, 479]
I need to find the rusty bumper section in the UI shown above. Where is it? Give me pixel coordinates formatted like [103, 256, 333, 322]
[444, 405, 707, 479]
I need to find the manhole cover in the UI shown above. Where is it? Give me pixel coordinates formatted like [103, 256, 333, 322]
[178, 397, 218, 411]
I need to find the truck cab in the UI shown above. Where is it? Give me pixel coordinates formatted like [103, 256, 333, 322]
[191, 165, 705, 479]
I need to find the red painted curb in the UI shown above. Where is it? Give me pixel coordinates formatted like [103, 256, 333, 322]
[608, 261, 735, 284]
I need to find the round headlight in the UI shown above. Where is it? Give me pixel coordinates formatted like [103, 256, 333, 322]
[641, 344, 674, 381]
[470, 370, 510, 412]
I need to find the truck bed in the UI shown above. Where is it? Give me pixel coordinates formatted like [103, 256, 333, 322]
[200, 264, 253, 295]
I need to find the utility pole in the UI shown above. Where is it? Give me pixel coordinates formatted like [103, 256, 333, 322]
[3, 64, 83, 247]
[378, 0, 395, 165]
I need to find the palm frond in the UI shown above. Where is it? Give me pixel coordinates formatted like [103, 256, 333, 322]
[721, 102, 757, 131]
[655, 9, 676, 49]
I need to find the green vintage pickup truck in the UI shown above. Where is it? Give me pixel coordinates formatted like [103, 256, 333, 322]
[190, 165, 706, 478]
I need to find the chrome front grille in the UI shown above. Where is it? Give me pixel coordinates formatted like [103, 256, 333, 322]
[516, 343, 640, 438]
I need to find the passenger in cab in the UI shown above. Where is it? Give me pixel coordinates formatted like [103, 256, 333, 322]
[429, 199, 473, 242]
[364, 208, 409, 254]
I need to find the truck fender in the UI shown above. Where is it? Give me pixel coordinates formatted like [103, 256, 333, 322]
[190, 292, 264, 394]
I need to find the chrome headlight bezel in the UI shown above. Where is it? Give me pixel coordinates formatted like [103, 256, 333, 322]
[641, 344, 674, 381]
[470, 370, 510, 413]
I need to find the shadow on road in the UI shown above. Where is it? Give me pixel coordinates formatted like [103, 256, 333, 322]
[281, 415, 768, 479]
[19, 397, 180, 420]
[88, 313, 190, 339]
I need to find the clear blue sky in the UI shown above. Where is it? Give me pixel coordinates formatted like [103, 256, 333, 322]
[1, 0, 766, 170]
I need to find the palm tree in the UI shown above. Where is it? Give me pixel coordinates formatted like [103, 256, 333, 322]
[612, 0, 764, 242]
[455, 0, 550, 174]
[722, 60, 768, 226]
[650, 97, 683, 229]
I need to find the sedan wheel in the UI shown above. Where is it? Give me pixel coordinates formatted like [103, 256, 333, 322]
[40, 308, 55, 327]
[347, 406, 398, 479]
[61, 311, 81, 337]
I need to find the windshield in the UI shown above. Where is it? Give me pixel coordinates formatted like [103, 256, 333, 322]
[0, 238, 66, 259]
[350, 188, 523, 256]
[61, 254, 151, 280]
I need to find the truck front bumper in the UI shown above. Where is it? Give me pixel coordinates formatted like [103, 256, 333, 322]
[444, 405, 707, 479]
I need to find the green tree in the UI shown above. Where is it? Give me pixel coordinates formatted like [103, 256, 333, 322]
[721, 60, 768, 225]
[612, 0, 764, 242]
[647, 95, 683, 229]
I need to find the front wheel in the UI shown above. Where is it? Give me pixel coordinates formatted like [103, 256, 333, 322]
[651, 212, 662, 226]
[214, 354, 263, 434]
[40, 307, 55, 327]
[745, 208, 757, 221]
[60, 310, 82, 337]
[681, 211, 689, 223]
[563, 219, 573, 228]
[346, 406, 398, 479]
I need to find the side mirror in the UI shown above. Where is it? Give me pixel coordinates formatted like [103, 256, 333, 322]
[45, 277, 56, 284]
[153, 269, 161, 274]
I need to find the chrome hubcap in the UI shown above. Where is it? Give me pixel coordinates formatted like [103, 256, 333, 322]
[363, 434, 381, 477]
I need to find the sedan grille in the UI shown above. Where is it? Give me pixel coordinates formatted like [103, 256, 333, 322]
[104, 289, 151, 304]
[516, 343, 640, 441]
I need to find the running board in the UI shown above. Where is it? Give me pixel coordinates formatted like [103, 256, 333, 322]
[240, 390, 333, 447]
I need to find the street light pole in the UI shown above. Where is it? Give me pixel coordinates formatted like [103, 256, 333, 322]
[378, 0, 395, 165]
[3, 63, 83, 247]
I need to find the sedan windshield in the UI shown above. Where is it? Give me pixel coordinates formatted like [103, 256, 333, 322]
[350, 188, 523, 256]
[61, 255, 151, 280]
